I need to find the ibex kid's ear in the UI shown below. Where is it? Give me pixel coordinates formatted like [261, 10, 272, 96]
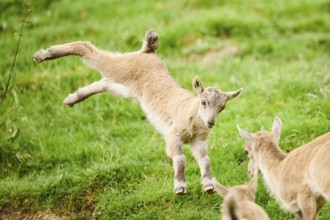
[212, 178, 229, 198]
[237, 125, 256, 143]
[226, 88, 243, 101]
[271, 116, 282, 144]
[192, 76, 204, 95]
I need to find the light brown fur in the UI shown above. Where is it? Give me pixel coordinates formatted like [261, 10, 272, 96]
[33, 30, 242, 195]
[212, 172, 269, 220]
[238, 117, 330, 219]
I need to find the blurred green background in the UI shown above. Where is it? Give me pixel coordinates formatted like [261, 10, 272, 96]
[0, 0, 329, 219]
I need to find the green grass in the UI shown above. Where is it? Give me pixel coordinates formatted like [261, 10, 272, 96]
[1, 0, 329, 219]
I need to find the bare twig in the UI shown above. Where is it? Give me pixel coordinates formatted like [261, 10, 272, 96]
[0, 12, 27, 109]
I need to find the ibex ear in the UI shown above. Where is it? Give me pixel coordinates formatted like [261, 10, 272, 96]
[271, 116, 282, 144]
[212, 178, 229, 198]
[226, 88, 243, 101]
[237, 125, 255, 143]
[192, 76, 204, 95]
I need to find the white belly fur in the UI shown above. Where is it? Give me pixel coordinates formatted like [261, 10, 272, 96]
[107, 81, 134, 98]
[140, 102, 170, 137]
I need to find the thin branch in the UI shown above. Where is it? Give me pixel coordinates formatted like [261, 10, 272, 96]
[0, 15, 27, 108]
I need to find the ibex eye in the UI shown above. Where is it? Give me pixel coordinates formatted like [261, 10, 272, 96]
[201, 100, 206, 106]
[244, 150, 248, 155]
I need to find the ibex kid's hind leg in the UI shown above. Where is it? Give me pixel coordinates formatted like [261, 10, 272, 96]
[63, 78, 111, 107]
[63, 78, 134, 107]
[166, 134, 187, 195]
[191, 140, 214, 193]
[33, 29, 159, 64]
[33, 41, 97, 63]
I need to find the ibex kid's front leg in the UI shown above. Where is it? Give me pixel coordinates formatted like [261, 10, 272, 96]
[297, 189, 318, 220]
[191, 139, 214, 193]
[165, 133, 187, 195]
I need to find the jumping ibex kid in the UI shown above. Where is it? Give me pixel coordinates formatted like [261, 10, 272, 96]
[33, 30, 242, 195]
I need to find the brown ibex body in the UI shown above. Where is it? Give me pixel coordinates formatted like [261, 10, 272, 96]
[238, 117, 330, 219]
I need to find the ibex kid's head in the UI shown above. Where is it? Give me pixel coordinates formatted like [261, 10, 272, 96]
[212, 172, 259, 202]
[237, 117, 282, 177]
[192, 76, 242, 129]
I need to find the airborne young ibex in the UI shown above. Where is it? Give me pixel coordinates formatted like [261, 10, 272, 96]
[212, 172, 270, 220]
[238, 117, 330, 219]
[33, 30, 242, 195]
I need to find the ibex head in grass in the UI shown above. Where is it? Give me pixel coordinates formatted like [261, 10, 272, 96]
[193, 76, 242, 129]
[237, 117, 330, 219]
[237, 117, 282, 178]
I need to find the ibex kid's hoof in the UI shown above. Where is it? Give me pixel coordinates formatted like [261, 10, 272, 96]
[33, 49, 49, 63]
[203, 183, 215, 194]
[174, 186, 187, 196]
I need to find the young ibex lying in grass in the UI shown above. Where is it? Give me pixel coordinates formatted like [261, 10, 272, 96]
[238, 117, 330, 220]
[212, 172, 270, 220]
[33, 30, 242, 195]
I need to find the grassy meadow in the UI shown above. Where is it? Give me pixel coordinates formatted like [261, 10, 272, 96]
[1, 0, 329, 219]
